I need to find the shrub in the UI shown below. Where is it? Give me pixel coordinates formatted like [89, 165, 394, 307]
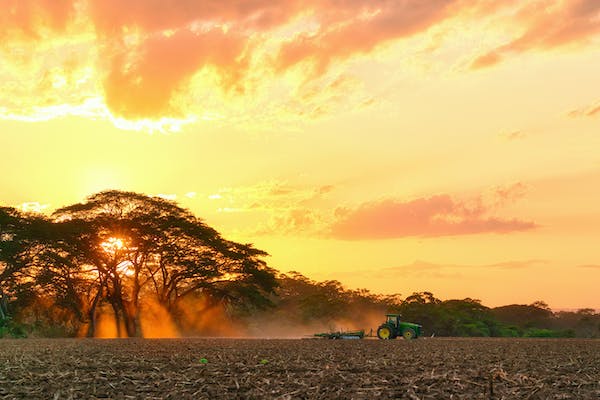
[524, 328, 561, 338]
[0, 317, 27, 338]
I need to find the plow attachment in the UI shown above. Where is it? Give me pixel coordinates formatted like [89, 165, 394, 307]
[313, 330, 366, 339]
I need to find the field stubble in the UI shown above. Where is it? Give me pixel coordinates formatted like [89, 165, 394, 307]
[0, 338, 599, 399]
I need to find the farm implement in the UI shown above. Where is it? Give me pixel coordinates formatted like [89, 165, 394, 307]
[313, 330, 366, 339]
[313, 314, 422, 340]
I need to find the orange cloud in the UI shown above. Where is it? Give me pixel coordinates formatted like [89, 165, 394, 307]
[276, 0, 455, 75]
[471, 0, 600, 69]
[491, 182, 528, 208]
[87, 0, 305, 35]
[330, 194, 536, 240]
[93, 0, 459, 118]
[0, 0, 461, 125]
[0, 0, 75, 40]
[102, 28, 248, 118]
[471, 51, 502, 70]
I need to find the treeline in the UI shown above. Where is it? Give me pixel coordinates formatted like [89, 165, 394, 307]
[2, 191, 599, 339]
[245, 277, 600, 338]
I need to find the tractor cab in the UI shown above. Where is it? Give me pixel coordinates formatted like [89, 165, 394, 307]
[385, 314, 401, 327]
[376, 313, 422, 340]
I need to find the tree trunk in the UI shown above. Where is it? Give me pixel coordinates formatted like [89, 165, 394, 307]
[0, 289, 7, 320]
[129, 265, 143, 337]
[112, 301, 123, 338]
[86, 289, 101, 338]
[109, 275, 128, 337]
[133, 305, 143, 337]
[86, 302, 97, 338]
[121, 301, 141, 338]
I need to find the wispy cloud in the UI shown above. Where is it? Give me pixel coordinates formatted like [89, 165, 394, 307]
[275, 0, 454, 75]
[577, 264, 600, 269]
[379, 260, 464, 279]
[485, 259, 548, 269]
[345, 259, 547, 279]
[471, 0, 600, 70]
[500, 130, 526, 141]
[567, 101, 600, 118]
[385, 258, 546, 274]
[491, 182, 528, 208]
[211, 181, 336, 236]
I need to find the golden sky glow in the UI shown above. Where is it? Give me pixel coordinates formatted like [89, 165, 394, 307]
[2, 0, 600, 309]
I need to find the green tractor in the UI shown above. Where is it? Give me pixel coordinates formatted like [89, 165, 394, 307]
[377, 314, 422, 340]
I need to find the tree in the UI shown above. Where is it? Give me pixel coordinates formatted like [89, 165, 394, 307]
[492, 303, 554, 329]
[0, 207, 49, 322]
[49, 190, 277, 337]
[33, 218, 105, 336]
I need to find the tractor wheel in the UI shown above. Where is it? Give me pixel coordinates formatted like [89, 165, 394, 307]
[402, 328, 416, 340]
[377, 326, 393, 340]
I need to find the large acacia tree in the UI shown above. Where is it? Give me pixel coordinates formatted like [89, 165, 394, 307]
[49, 190, 277, 337]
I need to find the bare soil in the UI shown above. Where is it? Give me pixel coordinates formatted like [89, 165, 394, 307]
[1, 338, 599, 399]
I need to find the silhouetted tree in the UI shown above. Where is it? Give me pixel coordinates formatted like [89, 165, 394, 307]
[32, 218, 105, 336]
[492, 303, 554, 329]
[0, 207, 50, 322]
[50, 190, 277, 337]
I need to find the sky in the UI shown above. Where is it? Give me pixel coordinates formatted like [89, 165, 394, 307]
[1, 0, 600, 309]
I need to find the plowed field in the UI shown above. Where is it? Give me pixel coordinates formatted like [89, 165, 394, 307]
[1, 338, 599, 399]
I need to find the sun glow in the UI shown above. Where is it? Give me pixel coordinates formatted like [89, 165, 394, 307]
[101, 237, 125, 253]
[0, 97, 197, 134]
[101, 238, 135, 277]
[116, 260, 135, 277]
[17, 202, 50, 214]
